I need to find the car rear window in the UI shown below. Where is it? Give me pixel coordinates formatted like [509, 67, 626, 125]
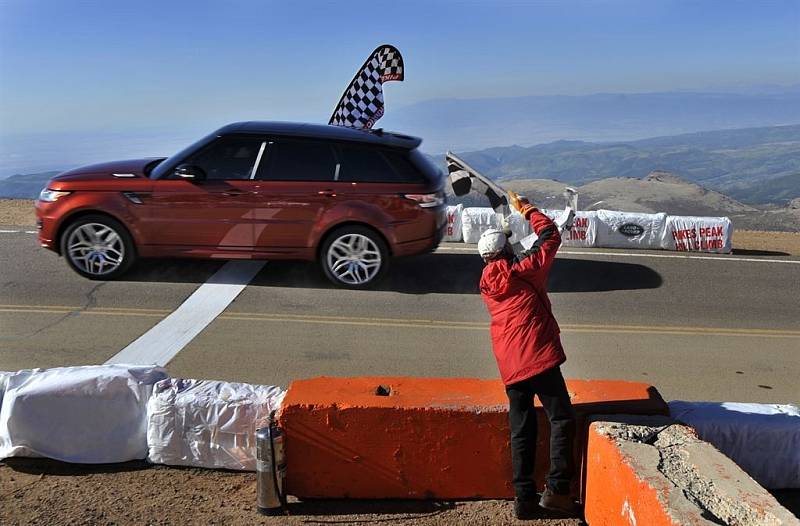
[407, 149, 444, 184]
[336, 145, 428, 184]
[257, 140, 337, 181]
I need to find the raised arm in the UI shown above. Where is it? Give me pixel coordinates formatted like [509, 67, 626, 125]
[508, 193, 561, 279]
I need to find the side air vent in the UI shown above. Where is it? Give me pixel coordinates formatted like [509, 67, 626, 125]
[122, 192, 143, 204]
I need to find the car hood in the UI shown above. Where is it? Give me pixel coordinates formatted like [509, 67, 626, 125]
[47, 158, 165, 191]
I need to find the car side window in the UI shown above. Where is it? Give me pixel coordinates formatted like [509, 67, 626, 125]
[184, 136, 265, 180]
[257, 140, 337, 181]
[337, 145, 401, 183]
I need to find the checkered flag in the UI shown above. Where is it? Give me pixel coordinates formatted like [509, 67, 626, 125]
[329, 45, 404, 129]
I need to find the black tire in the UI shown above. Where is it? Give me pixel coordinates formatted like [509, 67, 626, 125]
[319, 225, 389, 289]
[60, 214, 136, 280]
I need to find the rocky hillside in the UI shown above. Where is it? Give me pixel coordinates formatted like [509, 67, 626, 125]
[444, 124, 800, 206]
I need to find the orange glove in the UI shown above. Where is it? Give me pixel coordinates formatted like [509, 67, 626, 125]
[508, 191, 537, 219]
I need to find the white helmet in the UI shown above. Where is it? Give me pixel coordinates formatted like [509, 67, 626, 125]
[478, 228, 508, 260]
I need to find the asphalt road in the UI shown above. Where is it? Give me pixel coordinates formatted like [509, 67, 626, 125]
[1, 228, 798, 403]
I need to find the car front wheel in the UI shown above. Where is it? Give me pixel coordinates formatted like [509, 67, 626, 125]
[60, 215, 136, 280]
[321, 226, 388, 289]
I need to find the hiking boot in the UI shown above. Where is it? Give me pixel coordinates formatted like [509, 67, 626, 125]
[539, 486, 580, 516]
[513, 496, 540, 520]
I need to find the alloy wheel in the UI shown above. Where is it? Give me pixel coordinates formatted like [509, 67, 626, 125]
[66, 222, 125, 277]
[326, 233, 383, 285]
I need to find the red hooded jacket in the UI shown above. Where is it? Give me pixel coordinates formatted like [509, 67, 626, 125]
[479, 210, 565, 385]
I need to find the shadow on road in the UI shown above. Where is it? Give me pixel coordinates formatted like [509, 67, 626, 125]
[549, 258, 663, 294]
[121, 254, 662, 295]
[124, 258, 225, 284]
[732, 248, 791, 256]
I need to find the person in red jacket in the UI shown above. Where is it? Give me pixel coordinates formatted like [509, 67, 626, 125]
[478, 192, 578, 519]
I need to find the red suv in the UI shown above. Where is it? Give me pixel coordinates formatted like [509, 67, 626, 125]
[36, 122, 446, 288]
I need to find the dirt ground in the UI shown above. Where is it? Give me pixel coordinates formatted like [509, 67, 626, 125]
[732, 230, 800, 256]
[0, 199, 35, 226]
[3, 198, 800, 256]
[0, 459, 583, 526]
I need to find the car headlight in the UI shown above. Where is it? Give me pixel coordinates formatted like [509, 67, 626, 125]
[39, 189, 72, 202]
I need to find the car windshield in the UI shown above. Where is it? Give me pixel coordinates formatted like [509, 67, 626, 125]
[149, 132, 219, 179]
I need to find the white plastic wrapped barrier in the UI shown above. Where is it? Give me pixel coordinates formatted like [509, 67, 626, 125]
[0, 365, 167, 463]
[595, 210, 667, 249]
[443, 204, 463, 242]
[461, 207, 500, 243]
[661, 215, 733, 254]
[547, 210, 598, 248]
[506, 210, 533, 243]
[669, 401, 800, 489]
[461, 207, 534, 244]
[146, 378, 286, 471]
[0, 371, 11, 408]
[563, 212, 598, 248]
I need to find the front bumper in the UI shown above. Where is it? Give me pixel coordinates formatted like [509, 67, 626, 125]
[35, 200, 62, 252]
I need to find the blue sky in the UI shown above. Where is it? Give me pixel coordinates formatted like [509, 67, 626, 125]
[0, 0, 799, 173]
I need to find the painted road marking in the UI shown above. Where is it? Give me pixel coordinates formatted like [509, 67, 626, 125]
[436, 246, 800, 264]
[2, 305, 798, 339]
[103, 260, 265, 366]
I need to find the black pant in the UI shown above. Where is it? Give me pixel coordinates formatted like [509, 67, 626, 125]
[506, 366, 576, 498]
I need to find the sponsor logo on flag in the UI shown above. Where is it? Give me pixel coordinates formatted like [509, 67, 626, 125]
[329, 45, 404, 130]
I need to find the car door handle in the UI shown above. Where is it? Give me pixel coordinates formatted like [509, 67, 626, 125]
[222, 189, 248, 196]
[318, 189, 337, 197]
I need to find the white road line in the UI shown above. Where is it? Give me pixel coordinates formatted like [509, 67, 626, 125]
[0, 229, 22, 233]
[436, 246, 800, 264]
[105, 260, 265, 366]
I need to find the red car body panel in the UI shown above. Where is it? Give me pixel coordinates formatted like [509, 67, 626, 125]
[36, 125, 446, 265]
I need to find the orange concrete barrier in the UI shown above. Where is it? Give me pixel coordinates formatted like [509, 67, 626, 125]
[583, 417, 799, 525]
[278, 376, 667, 499]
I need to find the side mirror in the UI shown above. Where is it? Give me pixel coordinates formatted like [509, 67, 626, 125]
[174, 164, 207, 181]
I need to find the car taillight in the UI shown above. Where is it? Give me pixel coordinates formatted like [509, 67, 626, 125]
[403, 191, 445, 208]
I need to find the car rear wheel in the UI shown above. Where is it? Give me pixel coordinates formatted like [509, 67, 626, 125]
[321, 226, 388, 289]
[60, 215, 136, 280]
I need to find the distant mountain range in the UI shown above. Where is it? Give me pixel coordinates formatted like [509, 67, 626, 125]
[384, 89, 800, 153]
[0, 171, 60, 199]
[3, 88, 800, 177]
[443, 124, 800, 205]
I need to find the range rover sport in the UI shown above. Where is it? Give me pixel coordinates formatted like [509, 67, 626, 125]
[35, 122, 446, 288]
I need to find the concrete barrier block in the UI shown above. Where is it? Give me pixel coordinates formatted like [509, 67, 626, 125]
[279, 376, 667, 499]
[584, 416, 799, 526]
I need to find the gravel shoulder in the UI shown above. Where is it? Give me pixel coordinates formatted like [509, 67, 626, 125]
[732, 230, 800, 256]
[0, 459, 583, 526]
[0, 199, 35, 226]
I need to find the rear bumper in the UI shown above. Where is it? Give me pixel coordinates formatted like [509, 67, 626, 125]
[393, 221, 445, 257]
